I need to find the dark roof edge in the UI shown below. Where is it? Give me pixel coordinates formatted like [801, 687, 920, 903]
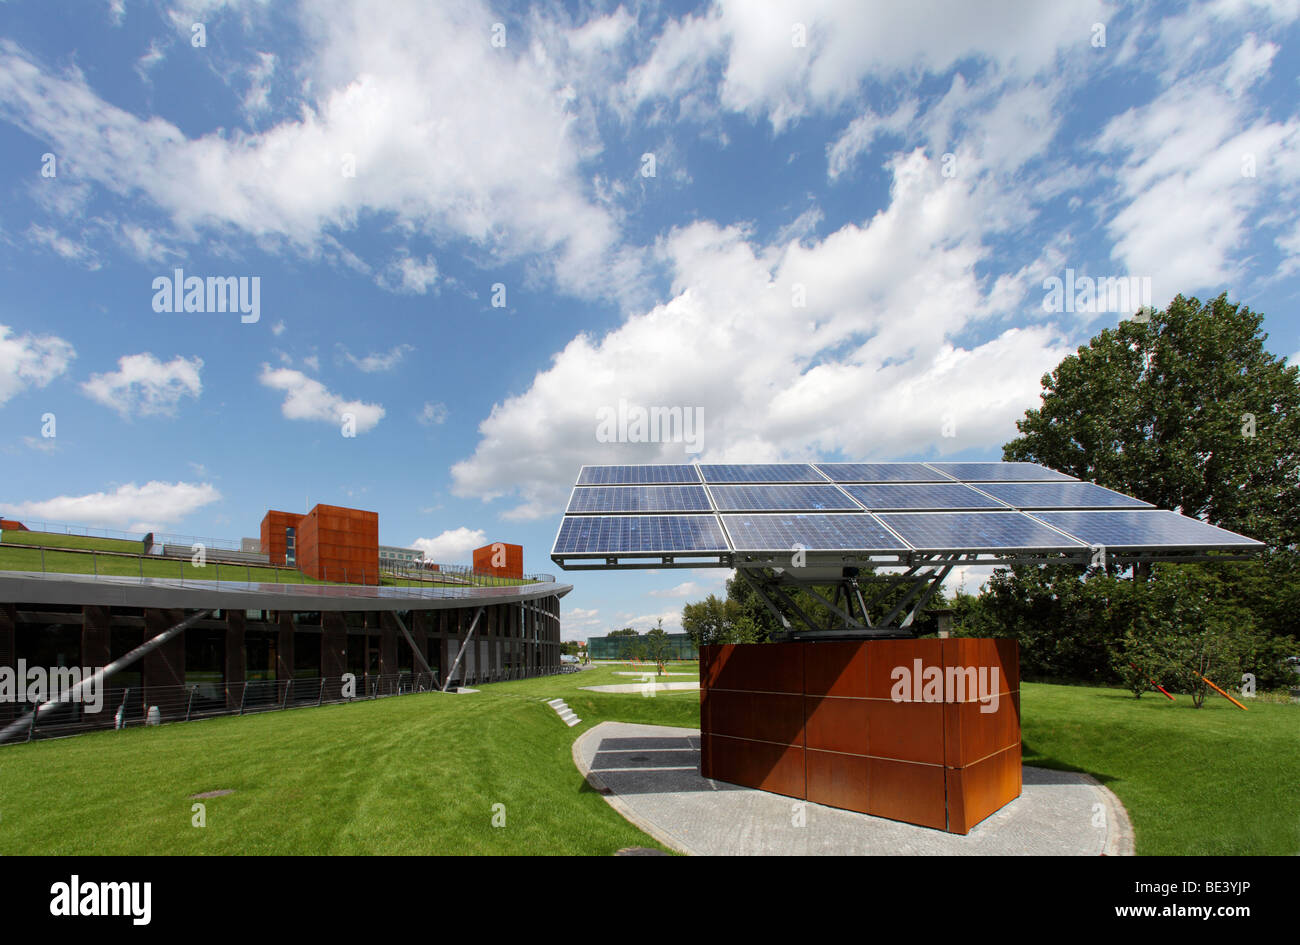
[0, 571, 572, 612]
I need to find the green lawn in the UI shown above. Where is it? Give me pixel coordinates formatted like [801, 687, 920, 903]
[0, 540, 536, 589]
[0, 667, 1292, 855]
[1020, 681, 1299, 856]
[0, 529, 144, 553]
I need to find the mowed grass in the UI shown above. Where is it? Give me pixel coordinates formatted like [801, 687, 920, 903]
[0, 665, 1292, 855]
[0, 663, 700, 855]
[1020, 682, 1299, 855]
[0, 539, 535, 589]
[0, 530, 144, 553]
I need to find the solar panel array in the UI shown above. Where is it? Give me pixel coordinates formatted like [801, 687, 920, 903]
[554, 462, 1265, 563]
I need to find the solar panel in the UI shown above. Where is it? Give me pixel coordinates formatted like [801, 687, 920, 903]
[722, 513, 909, 552]
[710, 484, 861, 512]
[976, 481, 1152, 510]
[925, 462, 1077, 482]
[566, 485, 711, 514]
[815, 462, 954, 482]
[576, 465, 702, 485]
[1030, 510, 1265, 549]
[553, 515, 729, 554]
[876, 511, 1085, 551]
[842, 483, 1007, 511]
[552, 461, 1264, 565]
[698, 464, 823, 483]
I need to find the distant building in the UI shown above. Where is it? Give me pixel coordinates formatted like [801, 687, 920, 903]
[586, 631, 698, 661]
[379, 545, 425, 568]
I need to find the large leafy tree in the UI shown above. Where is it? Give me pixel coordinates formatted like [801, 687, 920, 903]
[983, 293, 1300, 685]
[1004, 294, 1300, 548]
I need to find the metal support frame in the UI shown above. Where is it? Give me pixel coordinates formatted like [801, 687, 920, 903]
[740, 559, 970, 641]
[441, 606, 485, 692]
[391, 611, 437, 679]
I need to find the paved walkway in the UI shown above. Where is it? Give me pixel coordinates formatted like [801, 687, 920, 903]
[573, 721, 1134, 856]
[580, 682, 701, 694]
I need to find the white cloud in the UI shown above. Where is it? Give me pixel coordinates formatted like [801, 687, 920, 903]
[626, 0, 1104, 130]
[0, 1, 638, 300]
[1223, 34, 1279, 97]
[419, 401, 447, 426]
[451, 150, 1073, 519]
[242, 51, 276, 117]
[271, 320, 286, 336]
[1096, 73, 1300, 297]
[0, 480, 221, 532]
[338, 343, 412, 373]
[648, 581, 704, 598]
[118, 223, 175, 262]
[377, 253, 438, 294]
[258, 365, 384, 432]
[81, 353, 203, 417]
[826, 101, 917, 180]
[0, 325, 75, 406]
[26, 224, 100, 269]
[411, 527, 487, 563]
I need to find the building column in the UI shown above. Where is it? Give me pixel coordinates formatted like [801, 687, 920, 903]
[225, 610, 246, 709]
[0, 604, 16, 725]
[143, 608, 187, 720]
[276, 613, 295, 683]
[321, 612, 347, 700]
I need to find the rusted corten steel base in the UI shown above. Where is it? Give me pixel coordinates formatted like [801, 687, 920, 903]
[699, 639, 1021, 834]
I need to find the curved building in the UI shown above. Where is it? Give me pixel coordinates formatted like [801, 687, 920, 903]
[0, 569, 571, 742]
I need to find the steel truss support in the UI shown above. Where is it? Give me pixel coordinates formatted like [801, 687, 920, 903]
[741, 558, 970, 640]
[441, 606, 485, 692]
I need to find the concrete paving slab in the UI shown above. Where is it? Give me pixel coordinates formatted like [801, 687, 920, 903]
[580, 682, 700, 693]
[573, 721, 1134, 856]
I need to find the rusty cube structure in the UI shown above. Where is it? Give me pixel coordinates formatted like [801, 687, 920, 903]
[473, 542, 524, 579]
[700, 638, 1021, 834]
[260, 505, 379, 584]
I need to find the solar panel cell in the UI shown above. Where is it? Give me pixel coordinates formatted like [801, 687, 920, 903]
[877, 511, 1085, 550]
[722, 513, 909, 552]
[576, 465, 703, 485]
[552, 515, 729, 554]
[843, 483, 1007, 511]
[566, 485, 711, 514]
[815, 463, 953, 482]
[1030, 510, 1264, 548]
[710, 484, 860, 511]
[698, 464, 823, 483]
[925, 462, 1077, 482]
[976, 482, 1152, 509]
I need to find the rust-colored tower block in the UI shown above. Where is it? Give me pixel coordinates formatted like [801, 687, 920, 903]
[699, 638, 1020, 834]
[473, 542, 523, 579]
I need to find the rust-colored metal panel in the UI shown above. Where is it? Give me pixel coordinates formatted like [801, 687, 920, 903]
[864, 638, 945, 699]
[707, 690, 804, 745]
[699, 639, 1019, 833]
[804, 695, 870, 755]
[947, 743, 1022, 834]
[942, 636, 1020, 695]
[803, 640, 867, 697]
[472, 542, 524, 578]
[866, 757, 947, 830]
[866, 696, 946, 766]
[708, 734, 805, 799]
[711, 641, 804, 694]
[943, 689, 1022, 768]
[805, 749, 869, 814]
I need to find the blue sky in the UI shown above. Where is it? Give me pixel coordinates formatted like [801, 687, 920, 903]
[0, 0, 1297, 639]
